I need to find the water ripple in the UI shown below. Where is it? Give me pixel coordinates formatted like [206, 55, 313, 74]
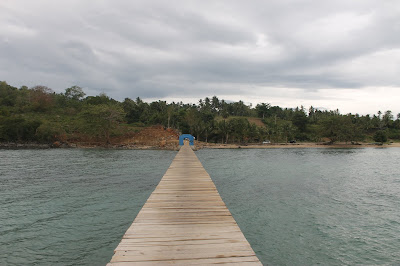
[0, 149, 176, 265]
[197, 148, 400, 265]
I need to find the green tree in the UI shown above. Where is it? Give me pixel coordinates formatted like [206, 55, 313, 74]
[65, 86, 86, 100]
[292, 111, 308, 132]
[36, 122, 65, 143]
[373, 130, 387, 143]
[84, 93, 117, 105]
[216, 119, 230, 144]
[0, 81, 18, 106]
[29, 85, 55, 112]
[255, 103, 270, 119]
[382, 110, 393, 128]
[281, 121, 294, 143]
[247, 123, 259, 142]
[211, 96, 220, 113]
[0, 116, 42, 142]
[320, 116, 341, 143]
[201, 113, 215, 142]
[228, 118, 249, 143]
[80, 104, 125, 143]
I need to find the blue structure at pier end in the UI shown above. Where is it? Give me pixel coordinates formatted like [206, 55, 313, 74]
[179, 134, 194, 146]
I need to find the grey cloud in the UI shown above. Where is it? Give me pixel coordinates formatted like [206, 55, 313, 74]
[0, 0, 399, 114]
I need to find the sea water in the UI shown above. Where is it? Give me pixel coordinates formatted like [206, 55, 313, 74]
[0, 149, 176, 265]
[1, 148, 399, 265]
[197, 148, 400, 265]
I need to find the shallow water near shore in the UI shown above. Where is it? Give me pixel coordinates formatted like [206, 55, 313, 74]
[0, 149, 177, 265]
[197, 148, 400, 265]
[1, 148, 400, 265]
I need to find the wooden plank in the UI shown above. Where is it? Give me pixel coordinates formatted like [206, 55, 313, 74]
[109, 143, 262, 265]
[116, 238, 249, 245]
[107, 256, 261, 265]
[111, 250, 257, 262]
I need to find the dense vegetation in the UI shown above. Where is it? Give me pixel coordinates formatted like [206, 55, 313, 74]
[1, 81, 399, 145]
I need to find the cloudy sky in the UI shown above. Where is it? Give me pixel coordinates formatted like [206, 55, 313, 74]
[1, 0, 399, 115]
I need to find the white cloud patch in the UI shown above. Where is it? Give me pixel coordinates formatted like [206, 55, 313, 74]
[334, 49, 400, 86]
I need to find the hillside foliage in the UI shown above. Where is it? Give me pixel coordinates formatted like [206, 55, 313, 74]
[1, 81, 399, 144]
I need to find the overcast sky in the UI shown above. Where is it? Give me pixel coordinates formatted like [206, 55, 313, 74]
[1, 0, 399, 115]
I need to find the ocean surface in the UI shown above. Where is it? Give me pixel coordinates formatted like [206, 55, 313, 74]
[1, 148, 400, 265]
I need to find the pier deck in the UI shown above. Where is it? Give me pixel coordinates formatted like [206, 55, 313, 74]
[108, 143, 261, 265]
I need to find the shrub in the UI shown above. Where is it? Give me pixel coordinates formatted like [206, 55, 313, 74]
[373, 130, 388, 143]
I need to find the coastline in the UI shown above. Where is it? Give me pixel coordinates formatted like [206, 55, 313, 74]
[0, 142, 180, 150]
[1, 141, 399, 150]
[197, 142, 400, 149]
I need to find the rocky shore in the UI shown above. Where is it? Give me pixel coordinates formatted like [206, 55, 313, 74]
[0, 142, 53, 149]
[0, 142, 179, 150]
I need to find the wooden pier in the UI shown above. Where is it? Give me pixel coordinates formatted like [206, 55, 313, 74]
[108, 143, 261, 265]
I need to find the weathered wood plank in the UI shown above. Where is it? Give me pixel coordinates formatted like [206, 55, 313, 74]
[107, 256, 261, 265]
[109, 143, 261, 265]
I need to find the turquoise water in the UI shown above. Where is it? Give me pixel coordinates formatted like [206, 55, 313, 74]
[1, 148, 400, 265]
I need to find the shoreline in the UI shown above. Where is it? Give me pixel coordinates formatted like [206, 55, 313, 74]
[0, 142, 180, 150]
[197, 142, 400, 149]
[1, 142, 399, 150]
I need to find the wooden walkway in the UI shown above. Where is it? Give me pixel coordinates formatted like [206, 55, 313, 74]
[108, 143, 261, 265]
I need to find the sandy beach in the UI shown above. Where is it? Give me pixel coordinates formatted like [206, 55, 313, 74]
[196, 142, 400, 149]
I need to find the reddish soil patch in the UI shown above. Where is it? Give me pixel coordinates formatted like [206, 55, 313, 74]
[246, 117, 266, 127]
[125, 125, 180, 149]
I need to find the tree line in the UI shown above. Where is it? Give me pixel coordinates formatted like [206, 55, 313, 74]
[1, 81, 399, 144]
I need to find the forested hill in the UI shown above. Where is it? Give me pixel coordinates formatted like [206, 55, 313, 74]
[0, 81, 399, 145]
